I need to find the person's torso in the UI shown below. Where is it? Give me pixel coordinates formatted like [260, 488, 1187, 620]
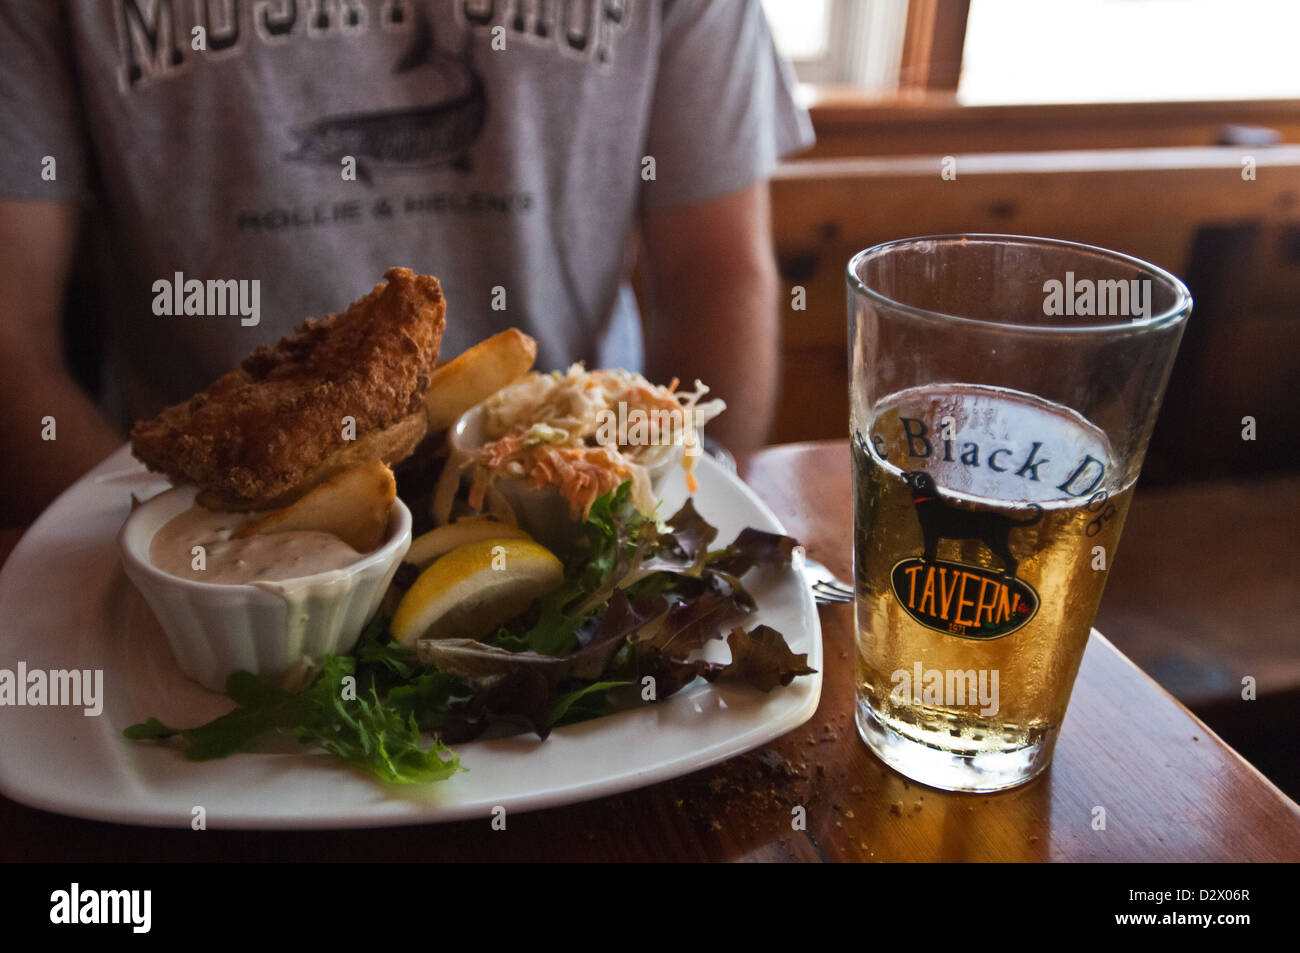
[68, 0, 661, 422]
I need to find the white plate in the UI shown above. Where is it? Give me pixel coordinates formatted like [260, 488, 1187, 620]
[0, 447, 822, 829]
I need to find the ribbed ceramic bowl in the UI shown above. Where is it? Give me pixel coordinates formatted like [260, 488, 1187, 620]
[118, 484, 411, 692]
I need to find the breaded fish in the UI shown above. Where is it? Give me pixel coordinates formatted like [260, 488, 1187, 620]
[131, 267, 445, 509]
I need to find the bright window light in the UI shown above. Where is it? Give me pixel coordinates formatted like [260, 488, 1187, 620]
[962, 0, 1300, 104]
[762, 0, 831, 60]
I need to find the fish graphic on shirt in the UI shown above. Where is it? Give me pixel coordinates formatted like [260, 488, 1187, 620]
[284, 6, 486, 183]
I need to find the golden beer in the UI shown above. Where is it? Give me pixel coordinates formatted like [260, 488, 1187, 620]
[854, 383, 1134, 789]
[847, 235, 1190, 790]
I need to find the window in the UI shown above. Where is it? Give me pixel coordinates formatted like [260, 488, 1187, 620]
[961, 0, 1300, 104]
[762, 0, 910, 91]
[765, 0, 1300, 103]
[762, 0, 832, 61]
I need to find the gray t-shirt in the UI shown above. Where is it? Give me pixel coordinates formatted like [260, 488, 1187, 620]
[0, 0, 813, 427]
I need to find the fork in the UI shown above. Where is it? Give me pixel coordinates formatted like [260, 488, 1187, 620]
[801, 555, 854, 605]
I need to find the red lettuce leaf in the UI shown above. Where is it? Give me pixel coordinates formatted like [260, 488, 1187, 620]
[440, 667, 553, 743]
[722, 625, 817, 692]
[706, 528, 799, 577]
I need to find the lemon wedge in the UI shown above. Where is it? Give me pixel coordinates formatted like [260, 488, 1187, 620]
[390, 538, 563, 645]
[406, 516, 531, 569]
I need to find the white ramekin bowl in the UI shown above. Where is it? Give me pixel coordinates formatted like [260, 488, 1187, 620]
[118, 484, 411, 692]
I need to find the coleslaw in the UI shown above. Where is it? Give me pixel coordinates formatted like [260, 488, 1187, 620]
[454, 365, 725, 520]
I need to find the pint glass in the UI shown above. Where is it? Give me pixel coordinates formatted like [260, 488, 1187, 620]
[849, 235, 1192, 792]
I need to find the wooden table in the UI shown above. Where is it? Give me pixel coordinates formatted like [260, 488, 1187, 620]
[1, 441, 1297, 862]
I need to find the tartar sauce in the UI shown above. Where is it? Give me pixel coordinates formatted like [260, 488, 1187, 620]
[149, 505, 363, 585]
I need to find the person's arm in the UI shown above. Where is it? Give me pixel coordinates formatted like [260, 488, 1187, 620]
[0, 198, 122, 526]
[639, 182, 781, 456]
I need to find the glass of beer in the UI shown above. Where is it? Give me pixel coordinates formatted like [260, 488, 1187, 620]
[849, 235, 1192, 792]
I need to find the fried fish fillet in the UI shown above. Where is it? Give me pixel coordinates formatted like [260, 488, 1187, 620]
[131, 267, 446, 509]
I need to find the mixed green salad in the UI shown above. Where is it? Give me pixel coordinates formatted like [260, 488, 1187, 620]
[125, 483, 816, 785]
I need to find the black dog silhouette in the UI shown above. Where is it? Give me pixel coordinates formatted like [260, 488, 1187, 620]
[902, 471, 1042, 578]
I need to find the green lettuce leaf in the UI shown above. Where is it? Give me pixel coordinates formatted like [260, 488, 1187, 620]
[124, 656, 462, 785]
[548, 680, 631, 725]
[124, 482, 812, 785]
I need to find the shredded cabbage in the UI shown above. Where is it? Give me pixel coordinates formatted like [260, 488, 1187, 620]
[467, 365, 725, 519]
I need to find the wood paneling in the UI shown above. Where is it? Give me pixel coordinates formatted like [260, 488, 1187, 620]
[1094, 473, 1300, 705]
[801, 94, 1300, 158]
[898, 0, 970, 92]
[769, 145, 1300, 444]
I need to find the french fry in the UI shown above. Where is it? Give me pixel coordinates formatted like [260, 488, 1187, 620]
[424, 329, 537, 431]
[234, 460, 396, 552]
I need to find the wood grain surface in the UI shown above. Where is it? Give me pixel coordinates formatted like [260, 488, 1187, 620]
[766, 147, 1300, 444]
[0, 442, 1295, 861]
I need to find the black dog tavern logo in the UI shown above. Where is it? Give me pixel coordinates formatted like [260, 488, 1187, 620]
[891, 471, 1042, 641]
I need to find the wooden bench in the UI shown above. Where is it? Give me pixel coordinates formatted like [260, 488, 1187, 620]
[769, 145, 1300, 450]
